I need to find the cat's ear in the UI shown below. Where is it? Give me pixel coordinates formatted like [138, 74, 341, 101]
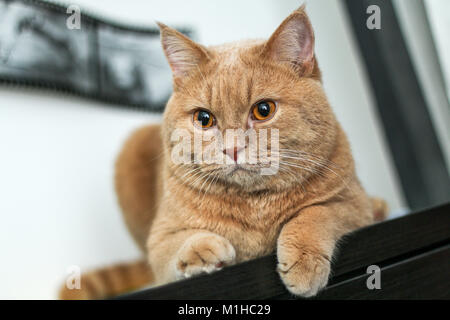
[157, 22, 210, 79]
[263, 6, 315, 75]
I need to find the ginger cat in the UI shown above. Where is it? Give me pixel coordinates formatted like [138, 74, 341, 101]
[59, 6, 387, 300]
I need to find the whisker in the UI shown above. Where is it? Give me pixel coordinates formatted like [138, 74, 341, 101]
[280, 161, 322, 176]
[177, 166, 201, 181]
[179, 167, 204, 187]
[278, 148, 340, 169]
[280, 154, 345, 183]
[198, 171, 214, 197]
[201, 171, 220, 202]
[278, 166, 307, 194]
[189, 170, 210, 189]
[278, 152, 353, 195]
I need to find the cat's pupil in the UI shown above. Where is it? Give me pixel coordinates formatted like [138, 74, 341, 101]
[198, 111, 210, 126]
[257, 102, 271, 117]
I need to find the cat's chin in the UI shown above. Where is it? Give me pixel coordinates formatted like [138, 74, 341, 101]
[219, 166, 300, 193]
[218, 164, 273, 190]
[221, 163, 262, 178]
[227, 165, 259, 175]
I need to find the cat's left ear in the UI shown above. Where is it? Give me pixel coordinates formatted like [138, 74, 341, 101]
[263, 6, 315, 75]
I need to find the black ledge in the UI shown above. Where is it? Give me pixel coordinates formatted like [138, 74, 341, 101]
[118, 202, 450, 300]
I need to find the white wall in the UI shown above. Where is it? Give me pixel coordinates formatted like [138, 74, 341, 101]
[0, 0, 404, 299]
[425, 0, 450, 104]
[0, 89, 160, 299]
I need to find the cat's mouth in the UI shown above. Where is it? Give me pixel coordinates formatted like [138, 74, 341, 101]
[226, 164, 259, 176]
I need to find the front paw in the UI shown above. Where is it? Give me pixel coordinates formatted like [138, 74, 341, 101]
[175, 233, 236, 280]
[277, 245, 331, 297]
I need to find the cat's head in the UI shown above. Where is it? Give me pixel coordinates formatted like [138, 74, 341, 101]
[159, 6, 338, 193]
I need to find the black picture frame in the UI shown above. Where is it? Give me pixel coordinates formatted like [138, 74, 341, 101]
[342, 0, 450, 210]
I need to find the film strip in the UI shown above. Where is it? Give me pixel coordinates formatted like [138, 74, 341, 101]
[0, 0, 192, 112]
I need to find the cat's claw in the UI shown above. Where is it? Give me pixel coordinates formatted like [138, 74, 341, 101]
[277, 247, 331, 297]
[174, 233, 236, 280]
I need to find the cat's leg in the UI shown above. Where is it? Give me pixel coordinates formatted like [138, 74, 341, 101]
[277, 196, 373, 297]
[115, 124, 163, 251]
[147, 228, 236, 285]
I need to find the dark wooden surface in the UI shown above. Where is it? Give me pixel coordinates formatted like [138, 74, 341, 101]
[316, 245, 450, 299]
[118, 202, 450, 300]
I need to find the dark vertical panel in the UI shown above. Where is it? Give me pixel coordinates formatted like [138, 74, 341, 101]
[343, 0, 450, 210]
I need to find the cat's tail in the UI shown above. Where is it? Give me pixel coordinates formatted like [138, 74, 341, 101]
[370, 197, 389, 222]
[59, 259, 153, 300]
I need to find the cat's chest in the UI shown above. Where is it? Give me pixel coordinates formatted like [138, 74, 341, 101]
[181, 188, 304, 259]
[200, 198, 293, 260]
[224, 220, 281, 261]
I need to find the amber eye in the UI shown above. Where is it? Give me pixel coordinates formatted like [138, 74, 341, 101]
[193, 110, 215, 128]
[252, 100, 276, 121]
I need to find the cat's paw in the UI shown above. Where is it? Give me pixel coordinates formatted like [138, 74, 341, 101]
[174, 233, 236, 280]
[277, 245, 331, 297]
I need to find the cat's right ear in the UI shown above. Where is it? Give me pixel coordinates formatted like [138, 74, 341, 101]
[262, 6, 315, 76]
[157, 22, 210, 80]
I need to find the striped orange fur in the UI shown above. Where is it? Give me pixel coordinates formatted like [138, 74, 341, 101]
[59, 260, 153, 300]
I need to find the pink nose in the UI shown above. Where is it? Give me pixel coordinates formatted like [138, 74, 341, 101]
[223, 147, 242, 162]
